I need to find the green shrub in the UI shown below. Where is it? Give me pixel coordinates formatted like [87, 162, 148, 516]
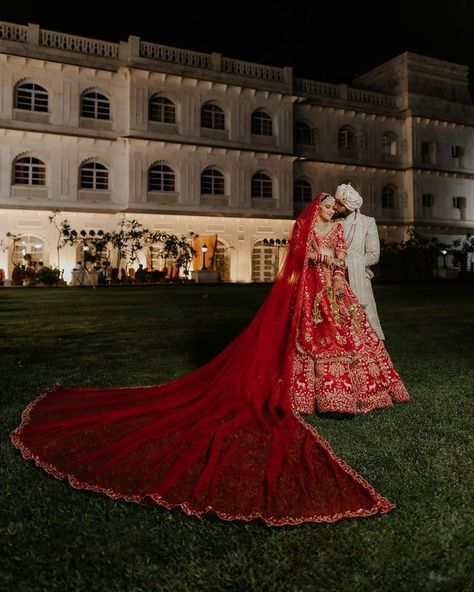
[35, 266, 61, 285]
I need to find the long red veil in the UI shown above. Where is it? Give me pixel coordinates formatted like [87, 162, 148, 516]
[11, 193, 395, 526]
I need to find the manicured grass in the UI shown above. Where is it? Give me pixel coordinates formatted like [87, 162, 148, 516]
[1, 282, 473, 592]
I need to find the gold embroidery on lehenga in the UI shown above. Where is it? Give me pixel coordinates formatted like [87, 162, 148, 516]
[327, 287, 341, 326]
[312, 291, 324, 325]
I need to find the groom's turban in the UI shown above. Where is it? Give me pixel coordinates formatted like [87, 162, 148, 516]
[335, 183, 363, 211]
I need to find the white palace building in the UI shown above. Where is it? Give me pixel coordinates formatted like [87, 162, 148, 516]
[0, 21, 473, 282]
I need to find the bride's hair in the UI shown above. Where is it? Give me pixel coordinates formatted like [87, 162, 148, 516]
[320, 193, 335, 205]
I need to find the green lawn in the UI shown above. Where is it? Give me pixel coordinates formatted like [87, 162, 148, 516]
[1, 282, 473, 592]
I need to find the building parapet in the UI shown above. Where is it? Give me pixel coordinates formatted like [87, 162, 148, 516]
[294, 78, 339, 98]
[221, 56, 286, 82]
[40, 28, 120, 59]
[294, 77, 398, 110]
[139, 40, 212, 69]
[0, 21, 120, 58]
[347, 87, 398, 108]
[0, 21, 290, 90]
[0, 21, 28, 43]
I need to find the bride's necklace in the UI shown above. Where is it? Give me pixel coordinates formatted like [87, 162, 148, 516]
[315, 219, 332, 234]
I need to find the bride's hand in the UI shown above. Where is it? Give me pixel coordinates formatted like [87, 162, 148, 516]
[333, 277, 345, 298]
[329, 257, 345, 269]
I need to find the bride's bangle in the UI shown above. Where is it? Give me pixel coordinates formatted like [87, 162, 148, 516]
[309, 254, 328, 265]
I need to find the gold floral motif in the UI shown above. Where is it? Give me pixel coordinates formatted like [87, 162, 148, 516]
[312, 291, 324, 325]
[329, 362, 347, 377]
[368, 363, 381, 377]
[347, 304, 357, 317]
[312, 285, 342, 327]
[327, 287, 341, 326]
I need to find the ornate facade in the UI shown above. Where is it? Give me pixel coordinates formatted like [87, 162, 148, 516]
[0, 21, 473, 282]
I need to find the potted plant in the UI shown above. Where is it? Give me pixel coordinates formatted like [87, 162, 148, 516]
[35, 266, 62, 286]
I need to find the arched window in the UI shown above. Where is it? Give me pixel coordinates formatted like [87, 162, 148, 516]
[12, 235, 46, 267]
[293, 179, 313, 203]
[14, 82, 49, 112]
[382, 184, 396, 209]
[149, 95, 176, 123]
[13, 156, 46, 185]
[148, 163, 175, 191]
[201, 168, 224, 195]
[338, 126, 355, 150]
[201, 103, 225, 130]
[251, 110, 272, 136]
[251, 172, 273, 198]
[80, 91, 111, 120]
[382, 132, 398, 155]
[294, 121, 314, 145]
[79, 162, 109, 189]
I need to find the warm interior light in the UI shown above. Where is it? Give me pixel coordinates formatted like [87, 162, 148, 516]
[201, 244, 208, 270]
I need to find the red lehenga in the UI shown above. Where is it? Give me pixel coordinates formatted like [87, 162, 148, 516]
[10, 194, 407, 527]
[290, 221, 410, 414]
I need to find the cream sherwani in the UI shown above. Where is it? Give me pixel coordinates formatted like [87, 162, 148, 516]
[342, 211, 385, 340]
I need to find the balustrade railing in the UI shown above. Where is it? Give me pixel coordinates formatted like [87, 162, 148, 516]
[0, 21, 28, 43]
[222, 57, 285, 81]
[294, 78, 339, 98]
[140, 41, 212, 68]
[348, 88, 397, 107]
[40, 29, 119, 58]
[294, 77, 397, 108]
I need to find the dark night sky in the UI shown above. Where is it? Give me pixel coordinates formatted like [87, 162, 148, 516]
[2, 1, 474, 93]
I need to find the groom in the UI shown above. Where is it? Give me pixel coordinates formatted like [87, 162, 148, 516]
[334, 182, 385, 340]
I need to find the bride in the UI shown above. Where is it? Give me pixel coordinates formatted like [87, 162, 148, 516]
[11, 192, 409, 526]
[290, 192, 409, 414]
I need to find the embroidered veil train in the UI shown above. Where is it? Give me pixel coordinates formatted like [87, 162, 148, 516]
[10, 193, 408, 526]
